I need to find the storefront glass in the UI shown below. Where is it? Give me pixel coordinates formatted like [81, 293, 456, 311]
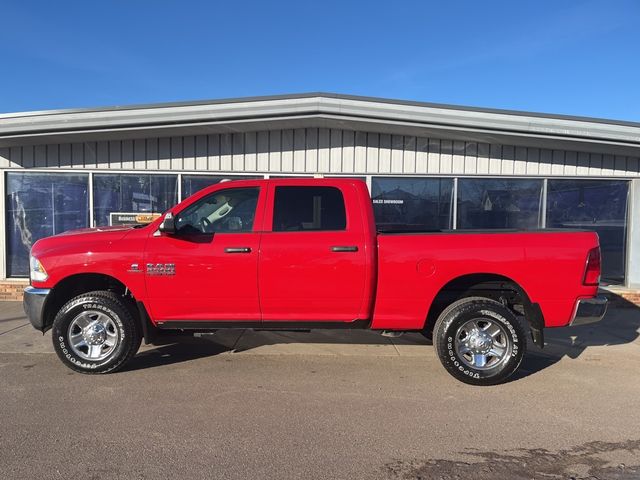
[547, 179, 629, 284]
[6, 173, 89, 276]
[93, 174, 178, 226]
[371, 177, 454, 231]
[181, 175, 262, 200]
[457, 179, 543, 229]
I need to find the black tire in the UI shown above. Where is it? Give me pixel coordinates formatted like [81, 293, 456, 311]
[433, 296, 527, 386]
[51, 291, 142, 374]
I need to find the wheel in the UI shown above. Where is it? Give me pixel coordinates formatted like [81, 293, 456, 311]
[433, 296, 527, 386]
[51, 291, 142, 374]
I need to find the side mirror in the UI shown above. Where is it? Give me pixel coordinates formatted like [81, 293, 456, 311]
[158, 212, 176, 234]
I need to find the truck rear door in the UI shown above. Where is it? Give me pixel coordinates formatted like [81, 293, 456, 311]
[258, 181, 369, 322]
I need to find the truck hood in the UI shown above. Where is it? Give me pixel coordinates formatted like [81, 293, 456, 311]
[31, 225, 146, 258]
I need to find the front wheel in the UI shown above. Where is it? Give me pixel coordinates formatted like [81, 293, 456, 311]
[433, 297, 527, 386]
[51, 291, 141, 374]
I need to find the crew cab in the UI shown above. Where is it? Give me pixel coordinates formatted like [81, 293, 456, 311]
[23, 178, 607, 385]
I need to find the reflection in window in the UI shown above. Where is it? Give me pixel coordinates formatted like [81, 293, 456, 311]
[6, 173, 89, 277]
[547, 180, 629, 284]
[176, 188, 260, 234]
[371, 178, 453, 231]
[93, 174, 178, 226]
[181, 175, 262, 200]
[457, 179, 543, 230]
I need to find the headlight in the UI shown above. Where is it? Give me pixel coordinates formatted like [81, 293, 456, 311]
[29, 256, 48, 282]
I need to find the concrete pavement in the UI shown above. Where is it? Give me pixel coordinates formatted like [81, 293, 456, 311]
[1, 301, 640, 479]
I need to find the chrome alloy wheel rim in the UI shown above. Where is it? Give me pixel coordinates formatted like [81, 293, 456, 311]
[454, 318, 511, 370]
[68, 310, 119, 361]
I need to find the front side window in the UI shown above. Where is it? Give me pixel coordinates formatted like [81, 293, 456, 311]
[272, 186, 346, 231]
[175, 187, 259, 234]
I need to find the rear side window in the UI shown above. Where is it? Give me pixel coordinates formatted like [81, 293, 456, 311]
[273, 186, 346, 231]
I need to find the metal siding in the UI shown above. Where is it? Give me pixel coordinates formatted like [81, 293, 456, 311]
[256, 131, 269, 171]
[354, 131, 366, 173]
[208, 134, 220, 171]
[564, 150, 577, 176]
[281, 129, 293, 172]
[551, 150, 564, 176]
[477, 142, 489, 174]
[366, 132, 379, 173]
[440, 139, 453, 174]
[464, 142, 478, 175]
[220, 133, 232, 171]
[317, 128, 330, 172]
[183, 136, 195, 171]
[489, 144, 502, 175]
[269, 130, 282, 172]
[452, 140, 464, 174]
[0, 147, 9, 168]
[232, 133, 245, 171]
[391, 135, 404, 173]
[514, 146, 527, 175]
[501, 145, 514, 175]
[245, 131, 257, 172]
[9, 147, 21, 168]
[305, 128, 318, 173]
[342, 130, 355, 173]
[330, 129, 342, 173]
[379, 134, 391, 173]
[195, 135, 207, 171]
[0, 128, 637, 178]
[526, 148, 539, 175]
[146, 138, 159, 171]
[539, 149, 552, 176]
[122, 140, 134, 170]
[428, 138, 441, 174]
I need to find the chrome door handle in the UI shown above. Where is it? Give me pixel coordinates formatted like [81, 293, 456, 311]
[331, 246, 358, 252]
[225, 247, 252, 254]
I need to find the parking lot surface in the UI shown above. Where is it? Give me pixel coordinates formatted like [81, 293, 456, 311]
[1, 301, 640, 479]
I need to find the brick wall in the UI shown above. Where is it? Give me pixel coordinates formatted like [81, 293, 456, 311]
[0, 280, 29, 301]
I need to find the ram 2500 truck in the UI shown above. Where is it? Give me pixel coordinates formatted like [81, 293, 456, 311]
[23, 178, 607, 385]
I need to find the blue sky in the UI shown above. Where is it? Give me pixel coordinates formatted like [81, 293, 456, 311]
[1, 0, 638, 120]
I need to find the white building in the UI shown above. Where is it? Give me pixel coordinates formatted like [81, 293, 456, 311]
[0, 93, 638, 297]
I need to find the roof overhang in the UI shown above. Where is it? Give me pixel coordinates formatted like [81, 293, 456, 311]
[1, 93, 639, 157]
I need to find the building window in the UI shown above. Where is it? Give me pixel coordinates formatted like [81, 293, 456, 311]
[546, 179, 629, 284]
[93, 174, 178, 226]
[6, 172, 89, 277]
[181, 175, 262, 200]
[457, 178, 543, 230]
[371, 177, 453, 231]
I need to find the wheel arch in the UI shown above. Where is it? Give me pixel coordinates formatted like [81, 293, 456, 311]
[42, 273, 138, 333]
[425, 273, 544, 347]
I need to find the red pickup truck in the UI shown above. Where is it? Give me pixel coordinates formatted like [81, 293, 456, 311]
[23, 178, 607, 385]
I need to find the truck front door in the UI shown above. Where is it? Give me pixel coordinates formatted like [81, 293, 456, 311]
[144, 185, 265, 322]
[258, 183, 369, 322]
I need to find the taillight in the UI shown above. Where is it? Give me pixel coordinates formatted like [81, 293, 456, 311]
[583, 247, 601, 286]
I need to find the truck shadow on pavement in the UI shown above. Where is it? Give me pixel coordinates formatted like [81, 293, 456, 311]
[125, 294, 640, 381]
[515, 294, 640, 381]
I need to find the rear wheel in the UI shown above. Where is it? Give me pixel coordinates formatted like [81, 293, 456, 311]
[433, 296, 526, 386]
[51, 291, 141, 374]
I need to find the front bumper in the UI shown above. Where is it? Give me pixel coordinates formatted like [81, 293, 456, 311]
[570, 295, 608, 326]
[23, 287, 51, 332]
